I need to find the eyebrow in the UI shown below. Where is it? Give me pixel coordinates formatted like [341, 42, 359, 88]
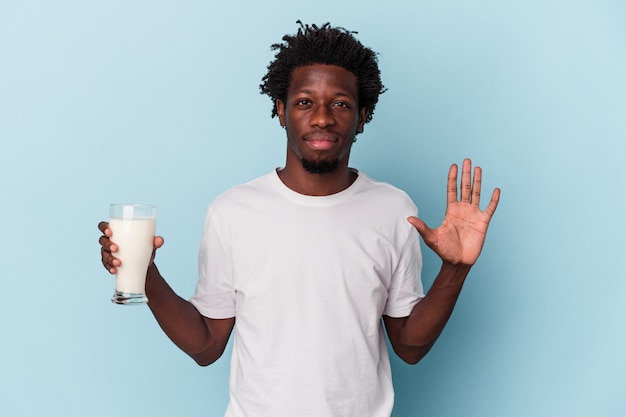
[292, 88, 356, 98]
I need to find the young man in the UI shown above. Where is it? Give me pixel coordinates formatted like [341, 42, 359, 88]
[98, 22, 500, 417]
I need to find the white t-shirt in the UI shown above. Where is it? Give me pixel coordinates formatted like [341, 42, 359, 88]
[190, 169, 424, 417]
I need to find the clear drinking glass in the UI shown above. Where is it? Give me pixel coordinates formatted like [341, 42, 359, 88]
[109, 204, 156, 305]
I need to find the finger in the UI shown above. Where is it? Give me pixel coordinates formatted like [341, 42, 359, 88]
[154, 236, 164, 249]
[100, 246, 120, 274]
[460, 158, 472, 203]
[407, 216, 432, 239]
[98, 221, 111, 236]
[98, 230, 120, 274]
[447, 163, 459, 205]
[98, 234, 117, 253]
[471, 166, 482, 207]
[483, 188, 501, 218]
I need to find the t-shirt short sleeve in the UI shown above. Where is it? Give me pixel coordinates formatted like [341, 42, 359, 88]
[383, 217, 424, 318]
[189, 206, 236, 319]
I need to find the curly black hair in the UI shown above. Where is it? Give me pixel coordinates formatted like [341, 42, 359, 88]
[260, 21, 386, 127]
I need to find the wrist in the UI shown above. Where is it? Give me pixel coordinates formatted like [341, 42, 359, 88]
[433, 262, 472, 288]
[145, 263, 160, 291]
[441, 261, 472, 274]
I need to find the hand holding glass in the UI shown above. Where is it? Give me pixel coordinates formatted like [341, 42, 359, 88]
[109, 204, 156, 305]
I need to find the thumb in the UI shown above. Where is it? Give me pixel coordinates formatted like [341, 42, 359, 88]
[154, 236, 164, 249]
[150, 236, 164, 265]
[407, 216, 431, 239]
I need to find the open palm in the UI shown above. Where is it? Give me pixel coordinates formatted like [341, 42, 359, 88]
[409, 159, 500, 266]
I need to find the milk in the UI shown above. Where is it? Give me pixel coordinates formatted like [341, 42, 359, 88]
[109, 217, 156, 294]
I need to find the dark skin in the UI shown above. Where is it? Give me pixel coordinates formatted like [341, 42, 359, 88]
[99, 63, 500, 366]
[98, 232, 234, 366]
[275, 64, 367, 196]
[386, 159, 499, 363]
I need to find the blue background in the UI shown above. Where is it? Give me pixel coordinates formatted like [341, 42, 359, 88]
[1, 1, 625, 416]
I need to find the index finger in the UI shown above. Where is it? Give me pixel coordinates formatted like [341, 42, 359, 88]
[447, 163, 459, 205]
[98, 221, 111, 236]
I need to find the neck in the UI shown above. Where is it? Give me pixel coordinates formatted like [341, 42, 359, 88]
[277, 162, 357, 196]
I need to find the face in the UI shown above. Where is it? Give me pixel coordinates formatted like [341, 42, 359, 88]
[277, 64, 367, 174]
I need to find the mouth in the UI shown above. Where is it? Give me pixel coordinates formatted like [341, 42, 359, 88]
[303, 133, 338, 151]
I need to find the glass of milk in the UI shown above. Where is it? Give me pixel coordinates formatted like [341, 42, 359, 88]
[109, 203, 156, 305]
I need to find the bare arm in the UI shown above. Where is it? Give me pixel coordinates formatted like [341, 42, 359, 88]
[384, 263, 470, 364]
[385, 159, 500, 364]
[98, 222, 234, 366]
[144, 263, 234, 366]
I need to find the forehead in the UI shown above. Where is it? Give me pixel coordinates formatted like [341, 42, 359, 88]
[288, 64, 359, 98]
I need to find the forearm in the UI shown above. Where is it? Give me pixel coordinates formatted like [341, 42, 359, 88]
[387, 262, 471, 363]
[145, 263, 230, 365]
[409, 262, 470, 342]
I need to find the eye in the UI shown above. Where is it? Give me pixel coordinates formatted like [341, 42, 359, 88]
[295, 98, 311, 106]
[333, 101, 352, 109]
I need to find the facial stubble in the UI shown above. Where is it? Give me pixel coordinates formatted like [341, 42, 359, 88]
[300, 157, 340, 174]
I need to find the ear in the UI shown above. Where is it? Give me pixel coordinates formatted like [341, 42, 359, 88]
[276, 100, 286, 127]
[356, 107, 368, 133]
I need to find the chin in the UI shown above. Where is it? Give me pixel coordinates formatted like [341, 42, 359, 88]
[301, 158, 339, 174]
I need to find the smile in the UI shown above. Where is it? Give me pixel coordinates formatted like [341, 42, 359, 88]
[303, 134, 338, 150]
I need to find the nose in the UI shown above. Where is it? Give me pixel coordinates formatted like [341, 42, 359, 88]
[310, 104, 335, 128]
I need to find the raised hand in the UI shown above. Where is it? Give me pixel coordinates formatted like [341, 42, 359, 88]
[408, 158, 500, 266]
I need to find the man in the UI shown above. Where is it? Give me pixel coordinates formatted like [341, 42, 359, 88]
[98, 22, 500, 417]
